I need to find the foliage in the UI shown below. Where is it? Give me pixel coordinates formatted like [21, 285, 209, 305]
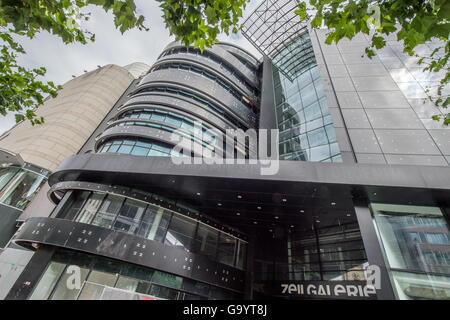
[295, 0, 450, 124]
[0, 0, 147, 125]
[0, 0, 251, 125]
[159, 0, 249, 52]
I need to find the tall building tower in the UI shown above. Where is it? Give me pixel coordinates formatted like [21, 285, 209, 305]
[0, 63, 149, 299]
[3, 1, 450, 301]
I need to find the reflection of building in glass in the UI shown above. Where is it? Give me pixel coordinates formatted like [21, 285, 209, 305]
[372, 204, 450, 299]
[274, 33, 341, 162]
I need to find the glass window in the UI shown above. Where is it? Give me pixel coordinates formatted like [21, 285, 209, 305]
[236, 241, 247, 270]
[309, 145, 331, 162]
[136, 140, 151, 148]
[371, 203, 450, 275]
[77, 282, 105, 300]
[113, 199, 146, 235]
[60, 191, 90, 221]
[107, 145, 119, 153]
[115, 276, 150, 294]
[91, 194, 124, 229]
[139, 113, 151, 120]
[152, 144, 170, 153]
[165, 115, 182, 127]
[149, 284, 179, 300]
[117, 144, 133, 154]
[86, 270, 117, 287]
[164, 215, 197, 251]
[151, 113, 165, 122]
[148, 149, 168, 157]
[304, 102, 322, 122]
[194, 224, 218, 260]
[0, 170, 46, 210]
[307, 127, 328, 148]
[0, 167, 19, 191]
[217, 233, 237, 266]
[50, 266, 90, 300]
[136, 205, 158, 238]
[147, 209, 171, 242]
[131, 146, 149, 156]
[151, 271, 182, 289]
[29, 262, 66, 300]
[75, 192, 105, 224]
[120, 264, 153, 282]
[392, 271, 450, 300]
[182, 279, 210, 297]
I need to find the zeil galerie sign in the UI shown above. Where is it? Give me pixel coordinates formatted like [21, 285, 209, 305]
[279, 281, 377, 300]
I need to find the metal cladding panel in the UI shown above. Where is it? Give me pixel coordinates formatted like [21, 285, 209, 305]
[14, 217, 245, 292]
[138, 69, 257, 126]
[155, 54, 257, 99]
[120, 95, 234, 131]
[161, 42, 259, 86]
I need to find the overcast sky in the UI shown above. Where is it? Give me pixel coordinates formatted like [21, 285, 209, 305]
[0, 0, 264, 134]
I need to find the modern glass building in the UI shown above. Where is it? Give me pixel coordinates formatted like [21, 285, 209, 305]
[2, 1, 449, 301]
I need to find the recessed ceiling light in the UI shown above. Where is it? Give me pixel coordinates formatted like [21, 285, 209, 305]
[217, 203, 222, 206]
[236, 212, 241, 216]
[253, 221, 258, 224]
[196, 192, 201, 196]
[274, 216, 279, 219]
[346, 214, 351, 217]
[282, 198, 287, 202]
[331, 202, 336, 206]
[237, 195, 242, 199]
[316, 220, 320, 223]
[290, 225, 294, 228]
[269, 229, 273, 232]
[300, 210, 305, 213]
[257, 206, 261, 210]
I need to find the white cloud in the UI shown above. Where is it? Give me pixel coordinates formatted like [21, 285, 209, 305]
[0, 0, 263, 134]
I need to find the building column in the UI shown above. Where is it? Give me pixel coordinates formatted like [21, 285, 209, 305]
[243, 229, 256, 300]
[5, 245, 55, 300]
[354, 205, 396, 300]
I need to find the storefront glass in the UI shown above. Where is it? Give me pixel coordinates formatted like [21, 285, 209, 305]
[371, 203, 450, 299]
[28, 249, 240, 300]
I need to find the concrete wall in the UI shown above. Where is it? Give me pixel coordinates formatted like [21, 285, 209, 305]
[0, 64, 142, 171]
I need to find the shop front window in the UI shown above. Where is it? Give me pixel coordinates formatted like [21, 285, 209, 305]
[29, 262, 66, 300]
[29, 249, 239, 300]
[0, 168, 46, 210]
[371, 203, 450, 299]
[59, 190, 247, 270]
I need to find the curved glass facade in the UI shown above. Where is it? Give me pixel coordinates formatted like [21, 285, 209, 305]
[273, 32, 342, 162]
[117, 107, 218, 136]
[29, 249, 240, 300]
[115, 107, 218, 148]
[371, 203, 450, 299]
[134, 86, 249, 130]
[59, 190, 247, 270]
[253, 222, 368, 284]
[0, 166, 47, 210]
[152, 63, 255, 109]
[161, 47, 257, 95]
[98, 138, 180, 157]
